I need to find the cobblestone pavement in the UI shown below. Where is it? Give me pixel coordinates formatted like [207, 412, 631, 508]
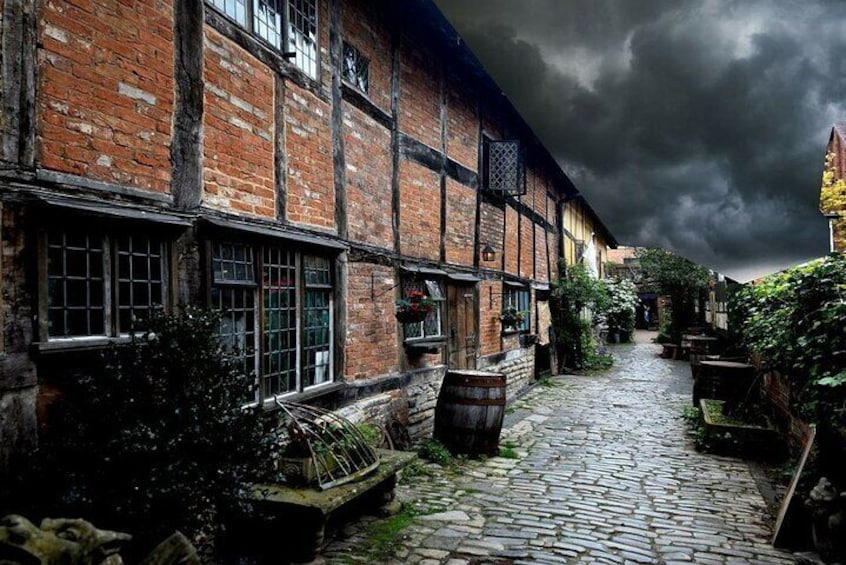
[323, 339, 794, 564]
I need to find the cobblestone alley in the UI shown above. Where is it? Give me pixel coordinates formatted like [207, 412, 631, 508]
[323, 334, 794, 564]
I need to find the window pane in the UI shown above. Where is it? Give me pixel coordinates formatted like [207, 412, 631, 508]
[208, 0, 247, 26]
[213, 242, 255, 283]
[303, 288, 330, 388]
[288, 0, 318, 79]
[262, 246, 297, 397]
[342, 42, 369, 93]
[401, 279, 443, 340]
[254, 0, 284, 49]
[116, 235, 166, 334]
[47, 230, 106, 337]
[212, 285, 257, 403]
[304, 254, 330, 286]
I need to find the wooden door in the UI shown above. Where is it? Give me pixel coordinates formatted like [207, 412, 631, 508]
[447, 283, 477, 369]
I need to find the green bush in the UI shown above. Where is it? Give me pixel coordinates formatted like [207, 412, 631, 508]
[551, 263, 610, 371]
[731, 254, 846, 430]
[7, 307, 280, 559]
[417, 438, 453, 466]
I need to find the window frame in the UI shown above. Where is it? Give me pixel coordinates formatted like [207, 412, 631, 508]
[341, 41, 369, 94]
[503, 284, 530, 334]
[481, 136, 526, 196]
[205, 0, 319, 80]
[208, 239, 335, 405]
[399, 278, 446, 344]
[39, 226, 171, 344]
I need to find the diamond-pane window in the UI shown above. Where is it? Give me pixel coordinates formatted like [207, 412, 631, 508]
[342, 42, 369, 93]
[401, 279, 444, 341]
[484, 139, 525, 195]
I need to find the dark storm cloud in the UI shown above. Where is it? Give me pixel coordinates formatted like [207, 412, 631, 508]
[434, 0, 846, 280]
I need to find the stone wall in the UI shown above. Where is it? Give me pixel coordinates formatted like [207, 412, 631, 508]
[478, 347, 536, 402]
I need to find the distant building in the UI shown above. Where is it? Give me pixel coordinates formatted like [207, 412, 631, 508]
[820, 123, 846, 252]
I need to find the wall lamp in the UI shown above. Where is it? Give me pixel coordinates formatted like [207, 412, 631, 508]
[480, 243, 496, 262]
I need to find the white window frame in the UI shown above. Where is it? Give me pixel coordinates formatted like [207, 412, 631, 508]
[503, 284, 530, 333]
[206, 0, 319, 80]
[400, 278, 446, 343]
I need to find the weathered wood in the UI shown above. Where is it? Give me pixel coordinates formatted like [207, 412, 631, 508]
[329, 0, 347, 382]
[439, 62, 447, 264]
[773, 426, 817, 548]
[389, 9, 401, 254]
[434, 370, 506, 455]
[171, 0, 204, 210]
[1, 0, 36, 167]
[329, 0, 346, 240]
[341, 83, 392, 130]
[274, 74, 287, 221]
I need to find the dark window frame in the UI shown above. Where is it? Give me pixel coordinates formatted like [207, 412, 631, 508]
[342, 41, 369, 94]
[40, 226, 170, 341]
[209, 239, 335, 404]
[481, 136, 526, 196]
[503, 284, 530, 334]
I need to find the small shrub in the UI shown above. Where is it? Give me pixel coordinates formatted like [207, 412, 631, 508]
[417, 438, 453, 466]
[498, 441, 519, 459]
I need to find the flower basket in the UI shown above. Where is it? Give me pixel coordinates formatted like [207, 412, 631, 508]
[500, 306, 525, 328]
[396, 290, 436, 324]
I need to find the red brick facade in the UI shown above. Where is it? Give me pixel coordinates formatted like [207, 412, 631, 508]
[0, 0, 618, 469]
[37, 0, 174, 194]
[203, 29, 275, 218]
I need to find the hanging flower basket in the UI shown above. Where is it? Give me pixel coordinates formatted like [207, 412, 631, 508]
[396, 290, 436, 324]
[500, 306, 525, 328]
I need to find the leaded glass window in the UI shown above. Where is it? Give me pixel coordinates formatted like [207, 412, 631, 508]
[45, 228, 170, 340]
[401, 279, 445, 341]
[342, 42, 369, 93]
[288, 0, 318, 79]
[211, 240, 334, 403]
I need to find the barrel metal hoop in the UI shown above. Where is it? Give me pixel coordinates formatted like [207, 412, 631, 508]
[440, 397, 505, 406]
[450, 377, 506, 388]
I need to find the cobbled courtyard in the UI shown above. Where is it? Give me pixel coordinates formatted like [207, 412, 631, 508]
[323, 335, 794, 564]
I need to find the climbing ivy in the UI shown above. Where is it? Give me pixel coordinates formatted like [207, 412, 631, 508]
[550, 263, 610, 371]
[731, 254, 846, 428]
[820, 151, 846, 213]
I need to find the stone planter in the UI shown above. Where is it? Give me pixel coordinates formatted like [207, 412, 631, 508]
[699, 398, 779, 456]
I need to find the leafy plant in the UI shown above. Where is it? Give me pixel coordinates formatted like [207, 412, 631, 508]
[731, 254, 846, 434]
[396, 289, 436, 323]
[500, 306, 526, 328]
[637, 248, 711, 343]
[4, 307, 280, 560]
[498, 441, 519, 459]
[550, 263, 610, 371]
[417, 438, 453, 466]
[603, 277, 640, 340]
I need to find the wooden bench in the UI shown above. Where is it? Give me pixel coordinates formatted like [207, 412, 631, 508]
[232, 449, 416, 563]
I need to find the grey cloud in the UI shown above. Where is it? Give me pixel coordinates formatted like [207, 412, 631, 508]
[435, 0, 843, 279]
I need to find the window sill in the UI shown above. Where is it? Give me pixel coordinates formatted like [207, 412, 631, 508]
[258, 381, 345, 410]
[32, 336, 134, 354]
[404, 338, 446, 354]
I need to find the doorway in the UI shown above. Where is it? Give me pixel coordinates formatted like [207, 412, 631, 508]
[447, 283, 477, 369]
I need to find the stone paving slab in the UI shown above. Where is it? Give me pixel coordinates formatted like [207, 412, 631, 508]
[323, 340, 794, 564]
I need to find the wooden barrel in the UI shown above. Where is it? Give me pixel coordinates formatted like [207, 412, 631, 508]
[433, 370, 506, 456]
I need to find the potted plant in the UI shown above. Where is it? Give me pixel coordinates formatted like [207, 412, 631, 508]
[396, 290, 436, 324]
[500, 306, 525, 329]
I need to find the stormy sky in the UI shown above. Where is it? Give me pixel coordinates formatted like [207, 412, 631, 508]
[434, 0, 845, 281]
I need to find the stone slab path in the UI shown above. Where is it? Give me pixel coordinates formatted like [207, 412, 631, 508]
[324, 338, 794, 564]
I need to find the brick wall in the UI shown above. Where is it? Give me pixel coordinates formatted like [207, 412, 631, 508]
[504, 206, 519, 275]
[535, 227, 549, 282]
[343, 105, 392, 245]
[520, 205, 534, 278]
[479, 202, 504, 264]
[202, 28, 275, 218]
[399, 38, 440, 150]
[37, 0, 174, 194]
[399, 159, 440, 260]
[341, 0, 391, 115]
[285, 83, 335, 229]
[444, 179, 475, 265]
[446, 73, 478, 170]
[479, 279, 501, 357]
[345, 262, 399, 380]
[762, 369, 814, 454]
